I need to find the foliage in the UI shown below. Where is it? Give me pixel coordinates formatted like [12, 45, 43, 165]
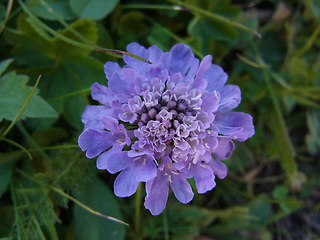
[0, 0, 319, 239]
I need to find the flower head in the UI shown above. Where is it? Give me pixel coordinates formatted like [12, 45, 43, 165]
[78, 43, 255, 215]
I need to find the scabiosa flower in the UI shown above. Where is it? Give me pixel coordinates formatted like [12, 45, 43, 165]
[78, 43, 255, 215]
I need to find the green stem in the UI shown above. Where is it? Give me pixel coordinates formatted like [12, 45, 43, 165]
[16, 169, 129, 227]
[147, 18, 204, 58]
[16, 121, 47, 159]
[18, 0, 151, 64]
[134, 183, 142, 240]
[262, 70, 297, 180]
[46, 223, 59, 240]
[0, 137, 32, 160]
[123, 3, 184, 11]
[169, 0, 261, 38]
[1, 75, 41, 138]
[48, 88, 91, 102]
[163, 210, 169, 240]
[11, 182, 24, 240]
[28, 144, 79, 151]
[0, 0, 14, 33]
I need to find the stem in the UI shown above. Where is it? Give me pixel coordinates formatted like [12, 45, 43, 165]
[169, 0, 261, 38]
[0, 0, 14, 33]
[134, 183, 142, 240]
[16, 169, 129, 227]
[16, 122, 47, 159]
[123, 3, 184, 11]
[0, 137, 32, 160]
[163, 210, 169, 240]
[1, 75, 41, 138]
[48, 88, 91, 102]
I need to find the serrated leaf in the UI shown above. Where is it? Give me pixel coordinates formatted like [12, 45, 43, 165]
[69, 0, 119, 21]
[0, 71, 58, 121]
[73, 176, 125, 240]
[26, 0, 76, 21]
[0, 59, 14, 76]
[5, 15, 103, 129]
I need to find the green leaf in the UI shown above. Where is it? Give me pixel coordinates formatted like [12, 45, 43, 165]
[0, 3, 5, 16]
[188, 17, 238, 44]
[0, 205, 14, 237]
[0, 58, 14, 76]
[64, 95, 87, 130]
[73, 176, 125, 240]
[5, 15, 103, 128]
[272, 185, 288, 200]
[69, 0, 119, 21]
[26, 0, 76, 21]
[247, 196, 272, 231]
[306, 110, 320, 155]
[0, 72, 58, 121]
[0, 159, 16, 198]
[52, 18, 98, 58]
[117, 11, 147, 36]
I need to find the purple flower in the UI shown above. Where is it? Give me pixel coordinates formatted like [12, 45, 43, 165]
[78, 43, 255, 215]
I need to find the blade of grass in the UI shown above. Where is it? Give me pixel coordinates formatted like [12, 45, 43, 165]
[236, 54, 267, 69]
[0, 137, 32, 160]
[16, 169, 129, 227]
[169, 0, 261, 38]
[147, 18, 204, 58]
[237, 54, 293, 90]
[1, 74, 41, 138]
[123, 3, 183, 11]
[18, 0, 151, 64]
[0, 0, 14, 34]
[291, 22, 320, 58]
[28, 144, 79, 151]
[94, 48, 152, 64]
[16, 122, 47, 159]
[262, 69, 297, 184]
[48, 88, 91, 102]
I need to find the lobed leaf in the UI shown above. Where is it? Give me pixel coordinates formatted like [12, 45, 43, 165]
[0, 71, 57, 121]
[69, 0, 119, 21]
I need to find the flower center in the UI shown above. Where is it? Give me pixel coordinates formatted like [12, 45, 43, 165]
[126, 79, 209, 163]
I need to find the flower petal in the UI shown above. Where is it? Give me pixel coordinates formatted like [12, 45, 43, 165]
[205, 64, 228, 92]
[123, 42, 149, 72]
[91, 82, 114, 106]
[190, 163, 216, 194]
[144, 172, 169, 215]
[170, 174, 194, 204]
[133, 157, 157, 182]
[96, 147, 130, 172]
[169, 43, 195, 75]
[214, 138, 235, 160]
[147, 45, 164, 63]
[114, 167, 139, 197]
[81, 105, 113, 130]
[104, 61, 121, 80]
[192, 55, 212, 90]
[218, 84, 241, 112]
[215, 112, 255, 142]
[108, 72, 130, 102]
[208, 159, 227, 179]
[78, 129, 112, 158]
